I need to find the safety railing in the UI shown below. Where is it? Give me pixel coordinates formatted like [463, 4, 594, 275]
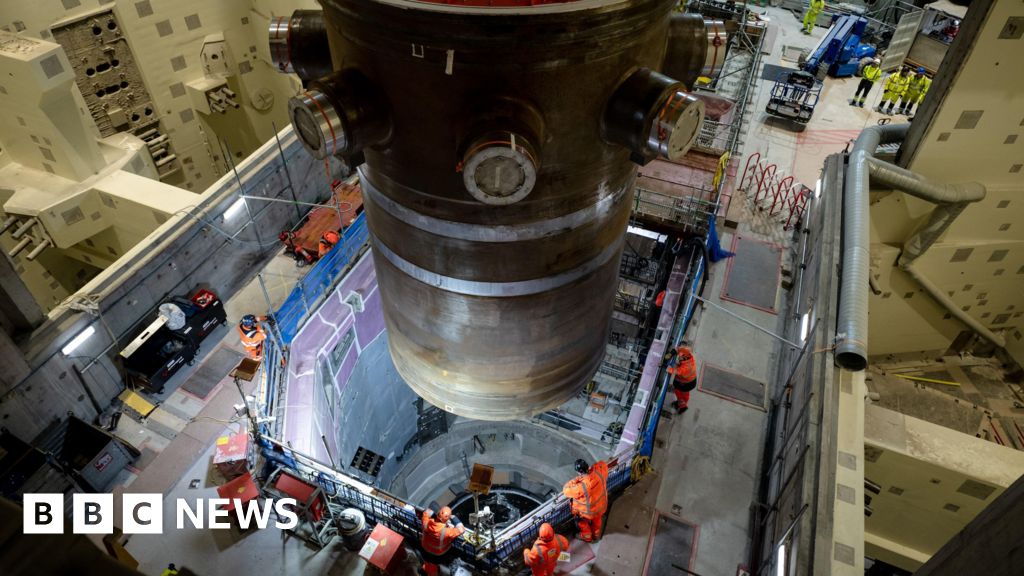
[273, 213, 369, 344]
[251, 231, 707, 570]
[253, 259, 704, 571]
[633, 185, 718, 236]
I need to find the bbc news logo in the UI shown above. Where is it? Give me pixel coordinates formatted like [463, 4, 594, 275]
[23, 494, 300, 534]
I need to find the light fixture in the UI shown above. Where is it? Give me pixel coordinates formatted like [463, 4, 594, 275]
[61, 325, 96, 356]
[224, 197, 247, 219]
[800, 312, 810, 342]
[627, 225, 667, 243]
[776, 543, 787, 576]
[814, 178, 821, 199]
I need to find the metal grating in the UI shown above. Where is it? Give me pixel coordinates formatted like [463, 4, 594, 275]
[721, 235, 781, 313]
[700, 365, 766, 410]
[643, 514, 697, 576]
[181, 347, 244, 399]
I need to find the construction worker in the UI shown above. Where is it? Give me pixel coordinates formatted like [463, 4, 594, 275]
[318, 229, 340, 259]
[664, 344, 698, 414]
[802, 0, 824, 34]
[899, 67, 931, 116]
[877, 66, 911, 115]
[562, 458, 609, 542]
[523, 523, 570, 576]
[238, 314, 270, 361]
[420, 506, 465, 576]
[850, 58, 881, 108]
[161, 564, 179, 576]
[655, 290, 667, 308]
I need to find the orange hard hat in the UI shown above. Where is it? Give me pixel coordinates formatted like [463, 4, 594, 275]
[538, 523, 554, 541]
[437, 506, 452, 522]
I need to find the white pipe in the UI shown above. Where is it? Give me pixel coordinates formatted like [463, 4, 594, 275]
[25, 238, 51, 261]
[8, 236, 32, 257]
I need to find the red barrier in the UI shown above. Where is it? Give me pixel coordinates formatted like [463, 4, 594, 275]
[754, 163, 777, 205]
[739, 152, 761, 191]
[769, 175, 794, 216]
[784, 187, 810, 231]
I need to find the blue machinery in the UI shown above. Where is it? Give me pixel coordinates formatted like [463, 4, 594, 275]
[803, 15, 876, 78]
[251, 211, 707, 570]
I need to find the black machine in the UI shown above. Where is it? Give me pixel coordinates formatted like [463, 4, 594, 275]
[765, 70, 822, 127]
[119, 288, 226, 393]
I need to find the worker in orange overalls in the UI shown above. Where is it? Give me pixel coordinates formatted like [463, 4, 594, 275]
[562, 458, 609, 542]
[238, 314, 269, 361]
[420, 506, 465, 576]
[523, 522, 570, 576]
[318, 230, 340, 259]
[664, 344, 698, 414]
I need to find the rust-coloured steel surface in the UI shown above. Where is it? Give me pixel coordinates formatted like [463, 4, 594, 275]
[285, 0, 713, 419]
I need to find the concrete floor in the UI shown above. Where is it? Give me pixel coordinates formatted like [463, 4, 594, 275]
[110, 7, 910, 576]
[590, 7, 913, 576]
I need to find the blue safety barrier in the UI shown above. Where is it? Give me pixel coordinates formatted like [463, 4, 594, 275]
[255, 206, 709, 570]
[273, 213, 369, 344]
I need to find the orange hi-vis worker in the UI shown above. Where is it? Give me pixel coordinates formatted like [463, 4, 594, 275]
[562, 459, 609, 542]
[420, 506, 465, 576]
[665, 344, 698, 414]
[523, 522, 570, 576]
[318, 230, 340, 259]
[238, 315, 268, 361]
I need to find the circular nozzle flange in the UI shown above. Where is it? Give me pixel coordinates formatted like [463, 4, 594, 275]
[603, 68, 705, 165]
[461, 134, 539, 205]
[288, 89, 345, 159]
[648, 91, 704, 161]
[268, 16, 293, 74]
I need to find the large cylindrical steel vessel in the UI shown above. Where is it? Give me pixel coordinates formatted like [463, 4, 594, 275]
[286, 0, 709, 420]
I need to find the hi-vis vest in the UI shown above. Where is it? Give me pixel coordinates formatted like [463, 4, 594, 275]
[238, 324, 265, 351]
[564, 460, 609, 519]
[669, 347, 697, 382]
[421, 512, 459, 555]
[524, 535, 569, 575]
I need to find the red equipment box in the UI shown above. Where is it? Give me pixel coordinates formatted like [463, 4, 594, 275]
[213, 433, 251, 480]
[274, 472, 326, 522]
[359, 523, 406, 574]
[216, 471, 260, 513]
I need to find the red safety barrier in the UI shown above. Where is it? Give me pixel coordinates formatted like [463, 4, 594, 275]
[768, 175, 794, 216]
[784, 186, 810, 230]
[739, 152, 761, 191]
[753, 163, 777, 205]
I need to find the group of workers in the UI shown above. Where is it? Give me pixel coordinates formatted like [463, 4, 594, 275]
[800, 0, 932, 117]
[415, 344, 700, 576]
[415, 456, 613, 575]
[849, 61, 931, 116]
[877, 65, 932, 116]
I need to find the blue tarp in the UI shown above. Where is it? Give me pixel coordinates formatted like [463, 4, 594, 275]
[274, 213, 369, 344]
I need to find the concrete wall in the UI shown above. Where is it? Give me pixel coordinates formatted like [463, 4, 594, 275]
[0, 127, 335, 441]
[281, 251, 392, 468]
[0, 0, 304, 192]
[863, 403, 1024, 571]
[867, 0, 1024, 358]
